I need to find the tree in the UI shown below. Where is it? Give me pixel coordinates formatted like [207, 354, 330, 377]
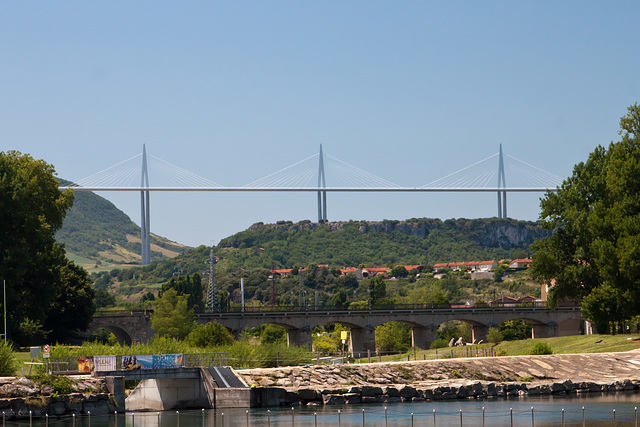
[331, 289, 348, 308]
[531, 104, 640, 324]
[260, 324, 287, 344]
[187, 322, 234, 348]
[45, 261, 96, 343]
[159, 273, 204, 311]
[375, 322, 412, 353]
[151, 288, 195, 339]
[369, 275, 387, 305]
[0, 151, 95, 345]
[581, 284, 632, 333]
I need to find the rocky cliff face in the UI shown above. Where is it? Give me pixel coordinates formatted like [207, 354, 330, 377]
[248, 218, 548, 250]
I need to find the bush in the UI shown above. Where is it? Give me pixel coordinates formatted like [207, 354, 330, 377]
[530, 342, 553, 355]
[429, 338, 450, 349]
[0, 341, 17, 376]
[260, 325, 287, 345]
[487, 327, 504, 344]
[187, 322, 234, 348]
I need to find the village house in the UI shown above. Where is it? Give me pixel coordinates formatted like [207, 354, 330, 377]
[509, 258, 533, 269]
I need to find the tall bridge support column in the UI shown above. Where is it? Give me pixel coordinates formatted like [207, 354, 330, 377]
[349, 326, 376, 356]
[472, 325, 488, 344]
[411, 326, 437, 350]
[287, 328, 312, 349]
[531, 323, 558, 339]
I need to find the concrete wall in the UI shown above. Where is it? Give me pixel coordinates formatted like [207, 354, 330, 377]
[126, 378, 210, 411]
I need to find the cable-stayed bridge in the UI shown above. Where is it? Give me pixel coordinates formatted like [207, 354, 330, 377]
[59, 144, 563, 265]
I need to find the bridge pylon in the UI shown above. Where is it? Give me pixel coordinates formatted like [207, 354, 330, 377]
[140, 145, 151, 265]
[497, 144, 507, 218]
[317, 144, 327, 222]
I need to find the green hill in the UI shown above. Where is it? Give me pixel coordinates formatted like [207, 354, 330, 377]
[56, 180, 190, 269]
[215, 218, 546, 270]
[90, 217, 547, 305]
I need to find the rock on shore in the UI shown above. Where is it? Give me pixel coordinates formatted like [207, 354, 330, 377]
[239, 351, 640, 406]
[0, 376, 115, 419]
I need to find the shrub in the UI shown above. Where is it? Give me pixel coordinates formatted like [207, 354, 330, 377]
[187, 322, 234, 348]
[260, 325, 287, 345]
[530, 342, 553, 355]
[429, 338, 450, 349]
[0, 341, 18, 376]
[487, 327, 504, 344]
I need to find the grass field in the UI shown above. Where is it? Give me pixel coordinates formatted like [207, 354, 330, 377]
[356, 333, 640, 363]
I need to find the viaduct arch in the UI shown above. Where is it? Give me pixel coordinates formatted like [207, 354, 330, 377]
[88, 307, 585, 353]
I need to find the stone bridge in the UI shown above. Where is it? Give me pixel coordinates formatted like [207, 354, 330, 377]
[88, 306, 586, 353]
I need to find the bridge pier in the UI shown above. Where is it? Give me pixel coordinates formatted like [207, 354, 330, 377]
[472, 325, 488, 344]
[287, 328, 312, 349]
[349, 326, 376, 355]
[531, 323, 558, 339]
[411, 326, 437, 350]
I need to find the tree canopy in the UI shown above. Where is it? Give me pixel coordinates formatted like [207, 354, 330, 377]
[531, 104, 640, 327]
[0, 151, 95, 345]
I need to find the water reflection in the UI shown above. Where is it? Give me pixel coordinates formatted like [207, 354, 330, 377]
[15, 392, 640, 426]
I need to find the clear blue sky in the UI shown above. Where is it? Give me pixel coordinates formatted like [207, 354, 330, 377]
[2, 2, 639, 247]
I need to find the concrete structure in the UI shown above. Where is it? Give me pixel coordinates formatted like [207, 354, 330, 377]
[97, 367, 250, 411]
[90, 306, 585, 353]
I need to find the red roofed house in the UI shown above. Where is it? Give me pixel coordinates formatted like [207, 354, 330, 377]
[433, 263, 449, 272]
[478, 260, 497, 271]
[402, 265, 425, 273]
[362, 268, 389, 279]
[509, 258, 533, 269]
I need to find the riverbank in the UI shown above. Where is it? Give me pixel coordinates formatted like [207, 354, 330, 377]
[238, 350, 640, 406]
[0, 376, 115, 419]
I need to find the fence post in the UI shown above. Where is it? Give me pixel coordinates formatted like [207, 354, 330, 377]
[292, 407, 295, 425]
[177, 411, 180, 427]
[412, 412, 414, 427]
[562, 408, 565, 427]
[338, 409, 341, 427]
[459, 409, 462, 426]
[433, 409, 436, 427]
[221, 413, 225, 427]
[482, 406, 485, 427]
[510, 408, 513, 427]
[613, 409, 616, 426]
[362, 409, 365, 427]
[268, 410, 271, 427]
[202, 408, 205, 427]
[314, 412, 317, 427]
[531, 407, 534, 427]
[246, 410, 249, 427]
[582, 406, 585, 427]
[385, 407, 388, 427]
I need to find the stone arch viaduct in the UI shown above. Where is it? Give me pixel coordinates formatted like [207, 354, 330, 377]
[87, 306, 585, 353]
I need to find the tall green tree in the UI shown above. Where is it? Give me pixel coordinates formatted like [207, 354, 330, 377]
[150, 288, 195, 339]
[531, 104, 640, 323]
[368, 275, 387, 305]
[159, 273, 204, 311]
[0, 151, 95, 345]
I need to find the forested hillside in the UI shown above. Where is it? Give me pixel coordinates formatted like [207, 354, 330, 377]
[215, 218, 546, 270]
[55, 180, 189, 266]
[90, 217, 546, 306]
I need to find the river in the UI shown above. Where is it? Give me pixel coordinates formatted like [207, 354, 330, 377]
[14, 392, 640, 426]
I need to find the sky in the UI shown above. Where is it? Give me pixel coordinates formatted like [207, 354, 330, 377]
[2, 2, 640, 247]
